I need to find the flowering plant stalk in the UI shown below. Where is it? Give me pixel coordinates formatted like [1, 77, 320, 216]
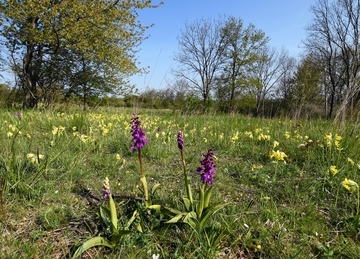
[342, 178, 360, 215]
[130, 113, 153, 208]
[72, 177, 133, 258]
[150, 133, 228, 233]
[178, 131, 194, 211]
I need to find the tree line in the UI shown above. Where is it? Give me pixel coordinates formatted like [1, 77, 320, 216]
[1, 0, 360, 120]
[168, 0, 360, 119]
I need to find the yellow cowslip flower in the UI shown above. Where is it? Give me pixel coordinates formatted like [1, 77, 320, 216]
[80, 134, 89, 143]
[269, 150, 287, 162]
[101, 126, 109, 136]
[52, 126, 65, 136]
[328, 165, 338, 175]
[252, 164, 263, 171]
[324, 133, 332, 147]
[258, 133, 270, 141]
[335, 134, 343, 150]
[348, 157, 355, 165]
[155, 132, 160, 138]
[7, 132, 13, 138]
[26, 153, 44, 164]
[273, 141, 279, 148]
[72, 126, 77, 131]
[203, 138, 208, 143]
[26, 133, 31, 139]
[231, 131, 239, 143]
[244, 131, 253, 139]
[219, 133, 224, 140]
[342, 178, 359, 193]
[8, 124, 16, 132]
[116, 154, 121, 160]
[284, 132, 291, 139]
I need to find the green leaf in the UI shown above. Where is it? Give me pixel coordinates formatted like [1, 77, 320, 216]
[204, 185, 213, 209]
[182, 197, 192, 212]
[125, 210, 138, 230]
[99, 206, 111, 228]
[151, 183, 161, 195]
[197, 185, 205, 219]
[155, 205, 183, 217]
[148, 204, 161, 210]
[72, 236, 115, 259]
[198, 203, 229, 232]
[183, 211, 198, 230]
[108, 195, 118, 232]
[166, 213, 186, 224]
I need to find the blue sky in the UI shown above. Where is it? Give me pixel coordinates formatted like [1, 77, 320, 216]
[131, 0, 315, 92]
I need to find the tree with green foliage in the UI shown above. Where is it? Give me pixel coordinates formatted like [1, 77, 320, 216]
[291, 55, 323, 118]
[215, 16, 269, 113]
[0, 0, 161, 108]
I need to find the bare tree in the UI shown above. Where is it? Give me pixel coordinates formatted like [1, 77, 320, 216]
[304, 0, 360, 120]
[275, 56, 297, 114]
[173, 17, 227, 104]
[251, 47, 291, 116]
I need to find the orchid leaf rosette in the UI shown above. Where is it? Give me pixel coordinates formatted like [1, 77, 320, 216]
[72, 177, 132, 258]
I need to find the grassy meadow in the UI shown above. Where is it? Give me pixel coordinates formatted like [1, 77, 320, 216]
[1, 108, 360, 258]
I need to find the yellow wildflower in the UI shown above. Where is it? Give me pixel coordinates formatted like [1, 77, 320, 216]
[52, 126, 65, 136]
[26, 153, 44, 164]
[342, 178, 359, 193]
[80, 134, 89, 143]
[231, 131, 239, 143]
[8, 124, 16, 132]
[348, 157, 355, 165]
[116, 154, 121, 160]
[273, 141, 279, 148]
[252, 164, 263, 171]
[269, 150, 287, 162]
[284, 132, 291, 139]
[258, 133, 270, 141]
[244, 131, 253, 139]
[328, 165, 338, 175]
[324, 133, 332, 147]
[7, 132, 13, 138]
[335, 134, 343, 150]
